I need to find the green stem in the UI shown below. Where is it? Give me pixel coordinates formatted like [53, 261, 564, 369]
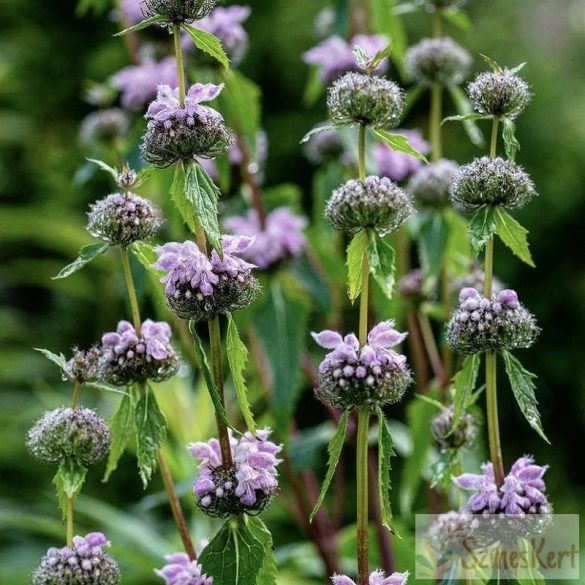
[71, 381, 81, 408]
[66, 497, 73, 546]
[356, 409, 370, 585]
[490, 116, 500, 159]
[358, 124, 366, 181]
[120, 247, 141, 335]
[432, 7, 443, 38]
[430, 83, 443, 162]
[173, 23, 186, 107]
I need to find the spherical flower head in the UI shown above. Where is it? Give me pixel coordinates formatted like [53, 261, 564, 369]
[188, 428, 283, 518]
[312, 321, 412, 411]
[331, 570, 409, 585]
[32, 532, 120, 585]
[303, 122, 348, 165]
[428, 511, 479, 557]
[449, 157, 537, 213]
[79, 109, 129, 146]
[325, 176, 414, 236]
[154, 236, 260, 321]
[431, 406, 477, 451]
[141, 84, 232, 168]
[327, 72, 404, 129]
[87, 192, 163, 247]
[111, 57, 178, 112]
[223, 206, 307, 269]
[26, 407, 111, 466]
[398, 269, 425, 301]
[407, 159, 459, 209]
[468, 69, 532, 120]
[450, 263, 504, 300]
[405, 37, 471, 86]
[142, 0, 218, 24]
[156, 553, 212, 585]
[117, 167, 138, 190]
[447, 288, 539, 354]
[374, 129, 429, 182]
[62, 346, 103, 385]
[100, 319, 180, 385]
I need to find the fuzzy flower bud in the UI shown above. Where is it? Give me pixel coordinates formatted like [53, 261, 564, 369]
[312, 321, 412, 411]
[327, 72, 404, 129]
[79, 109, 129, 146]
[449, 156, 537, 213]
[407, 159, 459, 209]
[405, 37, 471, 86]
[141, 84, 232, 167]
[100, 319, 180, 385]
[431, 406, 477, 451]
[87, 192, 163, 247]
[116, 167, 138, 190]
[303, 122, 348, 165]
[447, 288, 539, 354]
[188, 428, 283, 518]
[331, 570, 409, 585]
[154, 236, 260, 321]
[61, 346, 103, 385]
[26, 407, 111, 466]
[142, 0, 218, 24]
[156, 553, 212, 585]
[325, 176, 414, 236]
[32, 533, 120, 585]
[468, 69, 532, 120]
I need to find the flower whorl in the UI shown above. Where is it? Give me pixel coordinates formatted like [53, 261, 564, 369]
[331, 570, 409, 585]
[431, 406, 477, 451]
[142, 0, 218, 24]
[407, 159, 459, 209]
[156, 553, 213, 585]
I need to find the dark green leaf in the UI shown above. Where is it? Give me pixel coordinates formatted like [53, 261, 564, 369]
[418, 213, 450, 281]
[468, 206, 496, 256]
[103, 392, 135, 482]
[452, 354, 481, 432]
[169, 161, 194, 233]
[226, 314, 256, 434]
[372, 129, 429, 162]
[445, 84, 485, 146]
[371, 0, 407, 72]
[367, 232, 397, 300]
[309, 410, 349, 522]
[249, 517, 278, 585]
[376, 407, 396, 533]
[87, 158, 118, 180]
[135, 388, 167, 488]
[502, 117, 520, 161]
[494, 207, 535, 267]
[182, 24, 229, 69]
[300, 123, 337, 145]
[53, 459, 87, 518]
[34, 348, 66, 369]
[115, 15, 166, 36]
[501, 350, 549, 443]
[347, 230, 369, 303]
[53, 242, 110, 279]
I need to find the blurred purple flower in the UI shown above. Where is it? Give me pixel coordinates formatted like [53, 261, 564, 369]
[119, 0, 144, 25]
[332, 570, 409, 585]
[374, 129, 429, 182]
[156, 553, 212, 585]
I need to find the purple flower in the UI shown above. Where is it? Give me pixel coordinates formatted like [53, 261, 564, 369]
[119, 0, 144, 25]
[303, 122, 350, 165]
[331, 570, 409, 585]
[156, 553, 212, 585]
[188, 428, 283, 517]
[374, 129, 429, 182]
[224, 206, 307, 269]
[111, 58, 178, 111]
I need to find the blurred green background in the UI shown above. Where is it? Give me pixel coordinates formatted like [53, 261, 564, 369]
[1, 0, 585, 583]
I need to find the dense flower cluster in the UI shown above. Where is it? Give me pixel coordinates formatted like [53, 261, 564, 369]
[87, 192, 163, 247]
[332, 570, 409, 585]
[431, 406, 477, 451]
[325, 176, 414, 235]
[450, 264, 504, 299]
[303, 34, 389, 83]
[407, 159, 459, 209]
[405, 37, 471, 86]
[101, 320, 180, 385]
[32, 533, 120, 585]
[447, 288, 539, 354]
[327, 72, 404, 129]
[428, 511, 478, 557]
[189, 428, 283, 517]
[374, 129, 428, 182]
[154, 236, 259, 321]
[79, 108, 129, 145]
[449, 156, 537, 213]
[224, 207, 307, 269]
[156, 553, 213, 585]
[312, 321, 412, 411]
[61, 346, 103, 385]
[142, 0, 218, 24]
[141, 84, 232, 167]
[26, 407, 111, 466]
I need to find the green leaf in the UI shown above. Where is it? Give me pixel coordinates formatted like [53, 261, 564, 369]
[445, 84, 485, 146]
[135, 388, 167, 488]
[352, 45, 370, 69]
[53, 242, 110, 279]
[368, 43, 393, 73]
[131, 242, 162, 276]
[87, 158, 118, 180]
[226, 314, 256, 434]
[134, 165, 156, 188]
[199, 517, 275, 585]
[300, 123, 337, 145]
[376, 407, 396, 533]
[494, 207, 535, 267]
[418, 213, 450, 281]
[115, 14, 166, 36]
[347, 230, 369, 303]
[452, 354, 481, 432]
[468, 206, 496, 256]
[182, 24, 229, 69]
[53, 459, 88, 518]
[309, 410, 349, 523]
[502, 117, 520, 161]
[430, 449, 458, 490]
[170, 161, 192, 231]
[515, 538, 546, 585]
[480, 53, 503, 73]
[510, 62, 527, 74]
[34, 348, 66, 369]
[367, 232, 396, 300]
[371, 0, 408, 72]
[372, 129, 429, 162]
[443, 8, 472, 30]
[103, 392, 135, 482]
[189, 322, 238, 432]
[501, 350, 549, 443]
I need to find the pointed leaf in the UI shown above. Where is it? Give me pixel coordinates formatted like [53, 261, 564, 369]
[347, 230, 369, 303]
[468, 206, 496, 256]
[368, 43, 393, 73]
[367, 232, 397, 300]
[115, 14, 166, 36]
[502, 117, 520, 161]
[134, 165, 156, 188]
[494, 207, 535, 267]
[34, 348, 66, 369]
[249, 517, 278, 585]
[443, 8, 472, 30]
[53, 242, 110, 279]
[87, 158, 118, 180]
[103, 392, 135, 482]
[352, 45, 370, 69]
[182, 24, 229, 69]
[53, 459, 88, 518]
[373, 129, 428, 162]
[418, 213, 450, 281]
[452, 354, 481, 431]
[377, 407, 396, 533]
[480, 54, 503, 73]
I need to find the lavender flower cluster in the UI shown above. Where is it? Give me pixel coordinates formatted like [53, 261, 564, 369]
[61, 346, 103, 385]
[332, 570, 409, 585]
[431, 405, 477, 451]
[407, 158, 459, 209]
[156, 553, 213, 585]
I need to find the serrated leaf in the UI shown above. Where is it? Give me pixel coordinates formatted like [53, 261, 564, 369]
[249, 517, 278, 585]
[115, 14, 166, 36]
[418, 213, 450, 281]
[226, 314, 256, 434]
[87, 158, 118, 180]
[372, 129, 428, 162]
[376, 407, 396, 533]
[53, 242, 110, 279]
[34, 348, 66, 369]
[53, 459, 88, 518]
[182, 24, 229, 69]
[502, 116, 521, 161]
[452, 354, 481, 432]
[347, 230, 369, 303]
[367, 232, 396, 300]
[300, 123, 337, 145]
[445, 84, 485, 146]
[135, 388, 167, 487]
[468, 206, 496, 256]
[494, 207, 535, 267]
[501, 350, 549, 443]
[309, 410, 349, 522]
[103, 392, 135, 482]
